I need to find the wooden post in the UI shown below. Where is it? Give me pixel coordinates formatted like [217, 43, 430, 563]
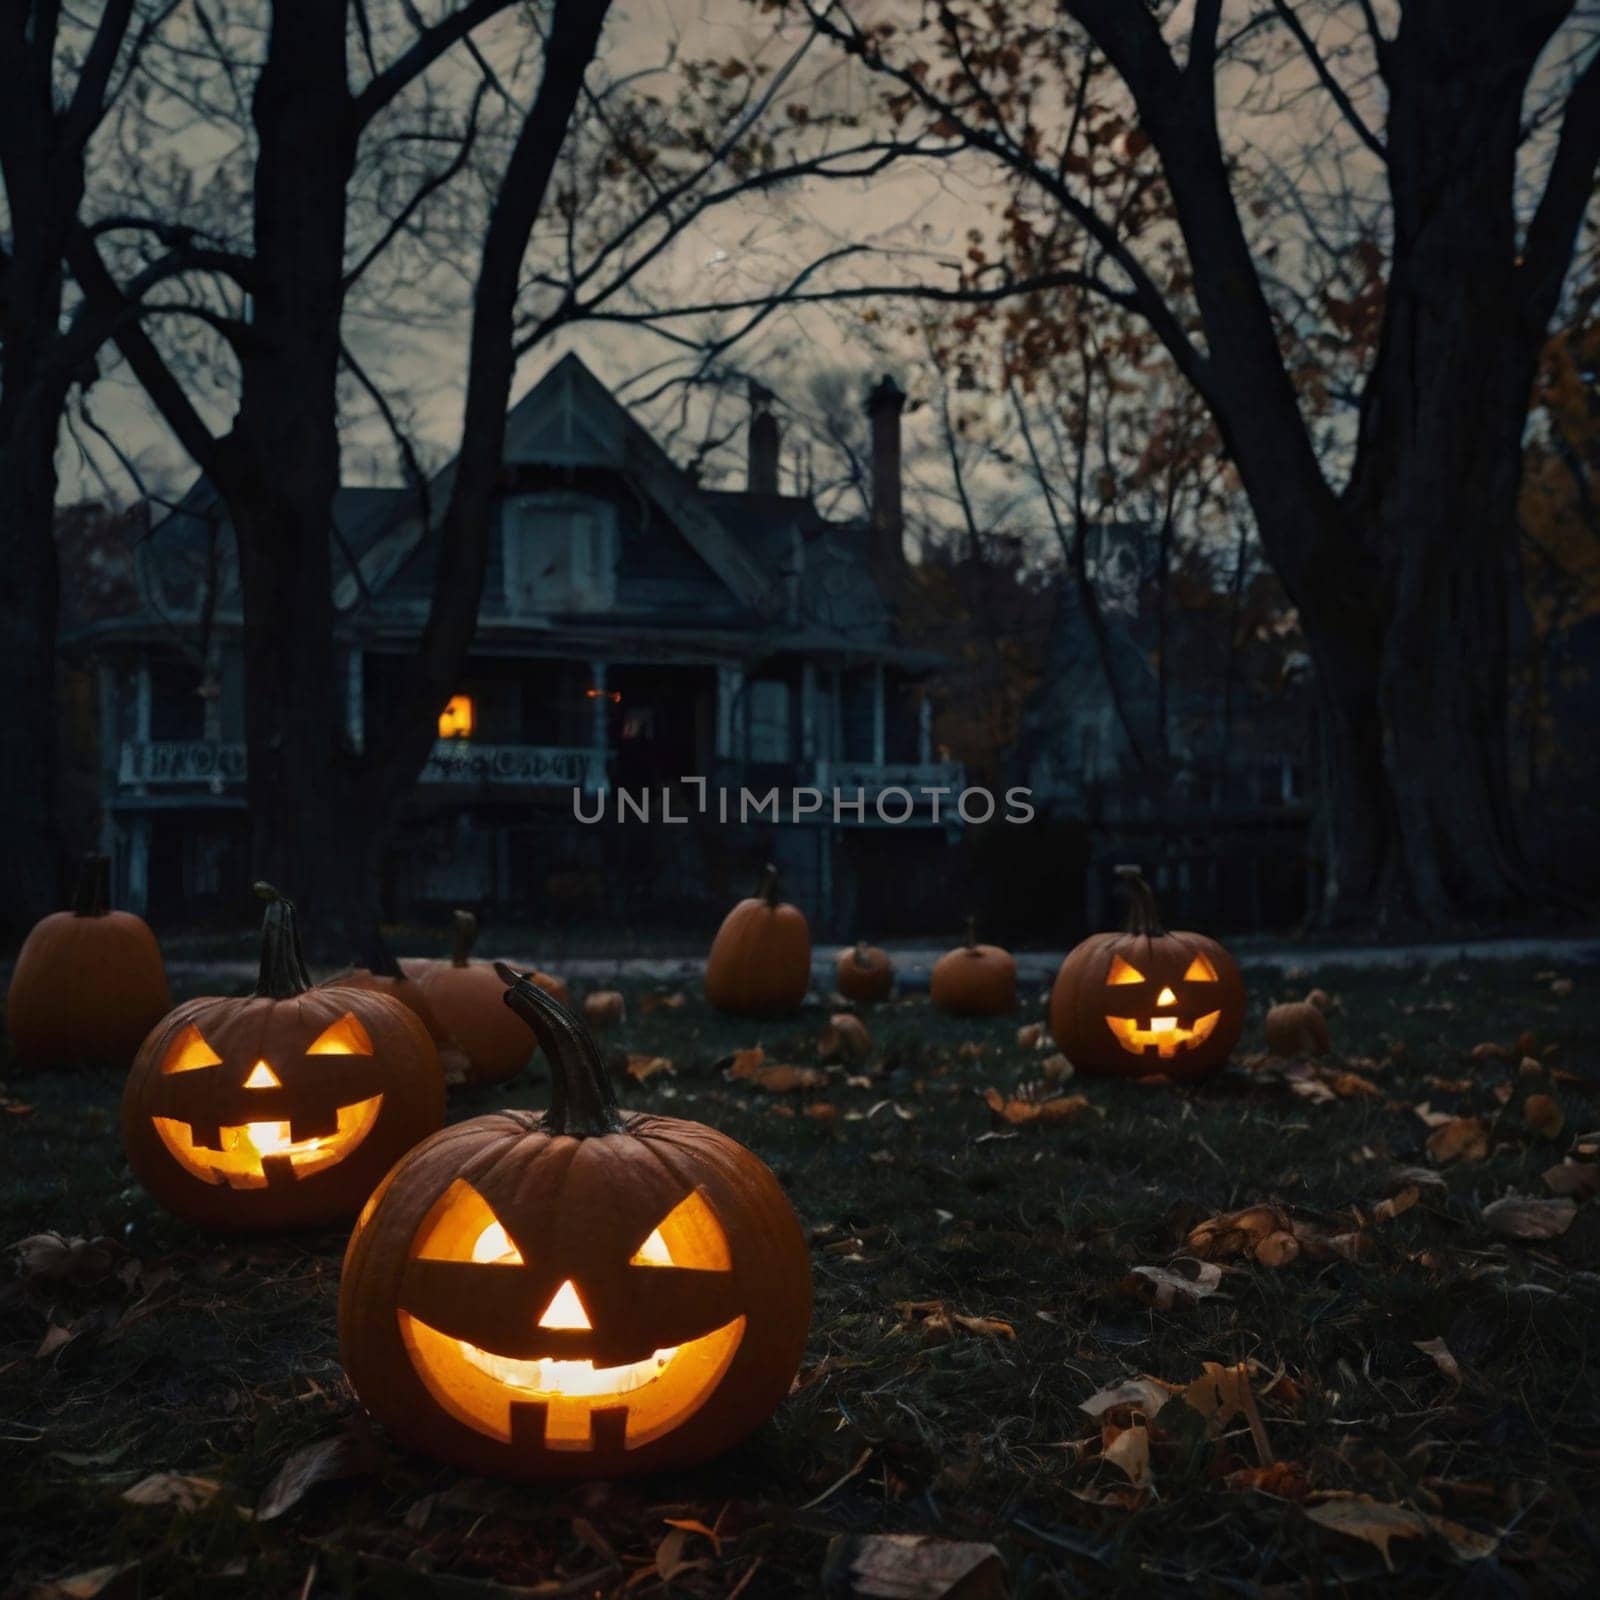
[716, 663, 745, 761]
[127, 815, 151, 916]
[871, 663, 886, 767]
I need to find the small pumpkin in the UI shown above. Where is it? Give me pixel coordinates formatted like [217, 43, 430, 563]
[1264, 996, 1331, 1058]
[6, 854, 170, 1070]
[1049, 865, 1244, 1083]
[122, 885, 445, 1230]
[835, 940, 893, 1005]
[704, 864, 811, 1017]
[511, 968, 572, 1009]
[929, 918, 1017, 1017]
[410, 911, 535, 1086]
[340, 965, 812, 1478]
[584, 990, 627, 1030]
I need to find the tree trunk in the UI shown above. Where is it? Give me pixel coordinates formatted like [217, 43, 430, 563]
[226, 0, 377, 964]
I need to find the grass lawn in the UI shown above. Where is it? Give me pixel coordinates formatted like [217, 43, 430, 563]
[2, 956, 1598, 1597]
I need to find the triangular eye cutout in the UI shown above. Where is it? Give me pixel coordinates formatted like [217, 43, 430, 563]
[1183, 954, 1218, 982]
[413, 1179, 526, 1264]
[307, 1012, 374, 1056]
[243, 1061, 282, 1088]
[537, 1280, 591, 1329]
[630, 1228, 674, 1267]
[1107, 955, 1145, 986]
[162, 1024, 222, 1074]
[470, 1221, 524, 1265]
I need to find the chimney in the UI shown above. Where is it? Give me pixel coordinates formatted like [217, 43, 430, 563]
[867, 373, 906, 588]
[748, 381, 780, 495]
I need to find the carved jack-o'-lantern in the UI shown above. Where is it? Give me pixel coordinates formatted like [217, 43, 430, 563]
[340, 967, 812, 1478]
[122, 885, 445, 1230]
[1049, 866, 1245, 1083]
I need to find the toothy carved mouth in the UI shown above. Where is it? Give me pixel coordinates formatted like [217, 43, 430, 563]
[400, 1312, 746, 1450]
[150, 1094, 384, 1188]
[1105, 1011, 1222, 1059]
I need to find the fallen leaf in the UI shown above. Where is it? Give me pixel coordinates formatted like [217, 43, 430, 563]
[748, 1063, 827, 1093]
[1254, 1229, 1300, 1268]
[1413, 1337, 1461, 1386]
[638, 990, 687, 1014]
[1304, 1494, 1427, 1570]
[1481, 1194, 1576, 1239]
[1079, 1376, 1178, 1419]
[13, 1233, 117, 1286]
[1125, 1260, 1225, 1309]
[257, 1427, 382, 1521]
[1015, 1023, 1044, 1049]
[1550, 977, 1574, 997]
[583, 991, 626, 1028]
[1542, 1161, 1600, 1200]
[806, 1102, 839, 1123]
[1225, 1460, 1310, 1498]
[625, 1054, 674, 1083]
[121, 1473, 222, 1512]
[1041, 1053, 1074, 1084]
[1186, 1204, 1287, 1259]
[31, 1564, 139, 1599]
[1371, 1186, 1420, 1224]
[1523, 1094, 1564, 1140]
[662, 1516, 722, 1556]
[723, 1045, 765, 1080]
[1102, 1423, 1151, 1486]
[821, 1533, 1007, 1600]
[950, 1312, 1016, 1341]
[1426, 1116, 1490, 1165]
[982, 1086, 1100, 1128]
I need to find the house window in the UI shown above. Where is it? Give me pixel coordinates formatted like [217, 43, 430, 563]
[503, 495, 616, 614]
[746, 679, 791, 763]
[439, 694, 474, 739]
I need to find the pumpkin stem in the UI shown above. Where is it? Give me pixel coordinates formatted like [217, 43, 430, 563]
[450, 909, 477, 968]
[252, 882, 315, 999]
[71, 852, 109, 917]
[495, 962, 624, 1137]
[1115, 864, 1165, 936]
[852, 938, 871, 968]
[964, 915, 978, 951]
[757, 862, 782, 908]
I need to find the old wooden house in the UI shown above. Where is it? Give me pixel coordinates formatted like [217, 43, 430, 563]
[63, 355, 963, 938]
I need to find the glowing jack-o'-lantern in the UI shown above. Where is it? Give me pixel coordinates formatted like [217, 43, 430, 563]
[340, 966, 812, 1478]
[1049, 865, 1245, 1083]
[122, 885, 445, 1230]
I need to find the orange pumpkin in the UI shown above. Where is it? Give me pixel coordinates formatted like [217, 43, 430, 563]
[413, 912, 536, 1086]
[929, 918, 1017, 1017]
[323, 965, 449, 1047]
[122, 885, 444, 1230]
[6, 854, 170, 1070]
[835, 940, 893, 1005]
[704, 864, 811, 1017]
[340, 966, 812, 1478]
[1049, 866, 1245, 1083]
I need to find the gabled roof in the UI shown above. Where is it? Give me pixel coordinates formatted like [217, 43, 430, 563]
[495, 354, 780, 616]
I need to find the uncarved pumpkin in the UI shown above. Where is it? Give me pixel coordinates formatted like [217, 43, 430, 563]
[1049, 866, 1245, 1084]
[122, 885, 444, 1230]
[704, 864, 811, 1017]
[6, 854, 170, 1070]
[835, 940, 893, 1005]
[340, 965, 812, 1478]
[413, 912, 535, 1086]
[929, 919, 1017, 1017]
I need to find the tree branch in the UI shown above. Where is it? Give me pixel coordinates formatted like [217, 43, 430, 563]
[1269, 0, 1387, 165]
[1522, 41, 1600, 334]
[350, 0, 519, 131]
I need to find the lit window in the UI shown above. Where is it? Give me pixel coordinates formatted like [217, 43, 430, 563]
[438, 694, 474, 739]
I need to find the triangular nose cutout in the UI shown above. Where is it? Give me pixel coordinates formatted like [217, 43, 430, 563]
[243, 1061, 282, 1088]
[1155, 987, 1178, 1007]
[537, 1279, 591, 1330]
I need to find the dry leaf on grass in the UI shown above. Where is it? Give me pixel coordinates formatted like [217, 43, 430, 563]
[1254, 1229, 1301, 1268]
[638, 990, 687, 1014]
[1304, 1493, 1498, 1569]
[1101, 1422, 1151, 1486]
[1542, 1161, 1600, 1200]
[1413, 1337, 1462, 1386]
[1370, 1186, 1420, 1224]
[1186, 1204, 1288, 1260]
[723, 1045, 765, 1079]
[1225, 1460, 1310, 1498]
[1040, 1053, 1074, 1085]
[31, 1564, 140, 1600]
[1426, 1116, 1490, 1165]
[982, 1086, 1100, 1128]
[1078, 1377, 1179, 1419]
[749, 1063, 828, 1093]
[625, 1054, 674, 1083]
[1523, 1094, 1565, 1139]
[1550, 976, 1574, 997]
[1015, 1023, 1044, 1049]
[895, 1299, 1016, 1345]
[13, 1232, 117, 1286]
[821, 1533, 1007, 1600]
[121, 1473, 223, 1512]
[1481, 1194, 1577, 1239]
[257, 1427, 383, 1522]
[1124, 1260, 1225, 1309]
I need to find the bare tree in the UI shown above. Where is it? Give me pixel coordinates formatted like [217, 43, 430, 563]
[787, 0, 1600, 925]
